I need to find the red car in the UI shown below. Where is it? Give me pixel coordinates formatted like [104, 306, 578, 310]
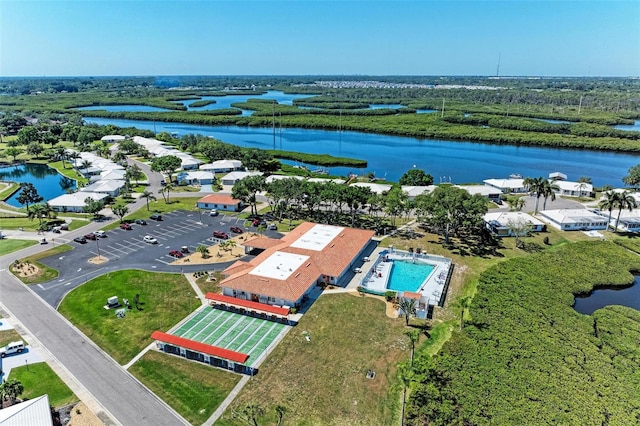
[119, 223, 132, 230]
[230, 226, 243, 234]
[84, 233, 97, 240]
[252, 218, 267, 227]
[168, 250, 183, 258]
[213, 231, 229, 239]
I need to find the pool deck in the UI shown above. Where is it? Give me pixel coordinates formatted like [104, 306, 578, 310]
[358, 249, 451, 306]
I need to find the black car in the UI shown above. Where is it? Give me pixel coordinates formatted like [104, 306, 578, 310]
[149, 213, 162, 221]
[135, 219, 148, 225]
[73, 236, 87, 244]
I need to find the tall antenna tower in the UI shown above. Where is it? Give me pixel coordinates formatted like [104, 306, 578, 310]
[496, 53, 501, 77]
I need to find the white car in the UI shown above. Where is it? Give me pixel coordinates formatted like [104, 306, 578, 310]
[143, 235, 158, 244]
[0, 341, 25, 357]
[95, 230, 106, 238]
[209, 209, 219, 216]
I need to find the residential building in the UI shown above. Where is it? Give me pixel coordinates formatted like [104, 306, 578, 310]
[196, 194, 244, 212]
[538, 209, 608, 231]
[484, 211, 545, 236]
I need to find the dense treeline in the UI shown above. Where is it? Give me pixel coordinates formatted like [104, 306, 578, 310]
[406, 241, 640, 425]
[267, 150, 367, 167]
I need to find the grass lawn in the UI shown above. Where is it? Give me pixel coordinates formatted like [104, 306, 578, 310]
[0, 216, 87, 232]
[129, 351, 240, 425]
[48, 160, 88, 185]
[57, 270, 196, 365]
[11, 244, 74, 284]
[0, 239, 38, 256]
[9, 362, 78, 408]
[0, 182, 19, 200]
[218, 293, 408, 426]
[0, 329, 25, 347]
[194, 271, 223, 295]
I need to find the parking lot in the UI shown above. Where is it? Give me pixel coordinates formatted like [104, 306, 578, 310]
[33, 210, 280, 307]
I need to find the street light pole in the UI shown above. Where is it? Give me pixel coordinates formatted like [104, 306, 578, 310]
[96, 238, 101, 259]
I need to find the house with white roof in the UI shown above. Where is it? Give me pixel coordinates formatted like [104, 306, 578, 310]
[553, 180, 594, 198]
[592, 208, 640, 232]
[0, 394, 53, 426]
[91, 168, 127, 182]
[220, 222, 375, 308]
[484, 211, 545, 236]
[200, 159, 244, 173]
[538, 209, 608, 231]
[177, 170, 216, 185]
[265, 175, 304, 184]
[82, 179, 126, 196]
[350, 182, 392, 195]
[483, 178, 527, 193]
[131, 136, 203, 170]
[101, 135, 126, 143]
[307, 177, 346, 184]
[456, 185, 503, 202]
[401, 185, 435, 200]
[221, 171, 263, 186]
[48, 191, 109, 213]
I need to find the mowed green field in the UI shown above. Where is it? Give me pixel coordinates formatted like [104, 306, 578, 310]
[174, 308, 287, 367]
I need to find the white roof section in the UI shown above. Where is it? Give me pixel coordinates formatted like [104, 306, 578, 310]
[0, 394, 53, 426]
[549, 172, 568, 180]
[249, 251, 310, 280]
[456, 185, 502, 196]
[483, 178, 526, 189]
[199, 159, 243, 170]
[101, 135, 126, 142]
[307, 178, 346, 184]
[539, 209, 605, 224]
[177, 170, 215, 180]
[265, 175, 304, 184]
[98, 168, 127, 180]
[131, 136, 203, 169]
[83, 179, 126, 193]
[401, 185, 435, 197]
[49, 191, 108, 208]
[484, 211, 544, 226]
[554, 180, 593, 193]
[222, 171, 263, 181]
[290, 223, 345, 251]
[350, 182, 392, 194]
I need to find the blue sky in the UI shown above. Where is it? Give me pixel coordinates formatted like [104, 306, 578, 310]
[1, 1, 638, 77]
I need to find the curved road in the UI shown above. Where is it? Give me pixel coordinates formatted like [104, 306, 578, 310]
[0, 160, 215, 425]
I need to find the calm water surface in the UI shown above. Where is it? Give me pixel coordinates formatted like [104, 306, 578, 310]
[1, 164, 76, 207]
[573, 277, 640, 314]
[84, 117, 640, 186]
[77, 105, 171, 112]
[615, 120, 640, 132]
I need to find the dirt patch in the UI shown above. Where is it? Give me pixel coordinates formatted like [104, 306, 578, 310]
[10, 261, 40, 277]
[69, 402, 103, 426]
[170, 236, 248, 265]
[88, 256, 108, 265]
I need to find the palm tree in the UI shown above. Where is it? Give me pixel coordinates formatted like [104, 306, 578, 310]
[197, 245, 209, 259]
[0, 379, 24, 405]
[28, 203, 47, 227]
[541, 180, 560, 211]
[398, 297, 417, 327]
[80, 159, 92, 175]
[598, 190, 620, 230]
[523, 176, 546, 214]
[613, 191, 636, 232]
[453, 296, 471, 332]
[140, 190, 156, 211]
[405, 329, 420, 366]
[55, 146, 68, 168]
[163, 182, 175, 203]
[275, 405, 288, 426]
[507, 197, 526, 212]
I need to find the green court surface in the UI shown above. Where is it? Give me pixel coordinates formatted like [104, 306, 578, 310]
[173, 308, 287, 367]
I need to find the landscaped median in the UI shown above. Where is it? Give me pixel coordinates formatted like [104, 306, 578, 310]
[10, 244, 73, 284]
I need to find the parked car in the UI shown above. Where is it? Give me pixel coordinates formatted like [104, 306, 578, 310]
[59, 223, 69, 230]
[230, 226, 243, 234]
[84, 233, 97, 240]
[143, 235, 158, 244]
[52, 226, 61, 233]
[0, 341, 25, 358]
[168, 250, 183, 258]
[252, 218, 267, 227]
[95, 230, 107, 238]
[267, 223, 277, 230]
[119, 223, 132, 230]
[135, 219, 147, 225]
[209, 209, 219, 216]
[73, 236, 87, 244]
[213, 230, 229, 239]
[150, 213, 162, 221]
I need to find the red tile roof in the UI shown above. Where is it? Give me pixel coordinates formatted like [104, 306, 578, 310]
[241, 236, 283, 249]
[151, 331, 249, 363]
[403, 291, 422, 300]
[205, 293, 290, 316]
[197, 194, 241, 206]
[221, 222, 374, 302]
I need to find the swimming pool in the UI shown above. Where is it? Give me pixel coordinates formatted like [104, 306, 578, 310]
[387, 260, 435, 292]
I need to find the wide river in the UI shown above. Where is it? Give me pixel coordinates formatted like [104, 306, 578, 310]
[84, 117, 640, 186]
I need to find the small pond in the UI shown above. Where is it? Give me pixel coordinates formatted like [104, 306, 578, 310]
[0, 163, 76, 207]
[573, 276, 640, 315]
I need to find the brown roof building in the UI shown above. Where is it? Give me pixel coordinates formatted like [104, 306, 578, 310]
[221, 222, 375, 307]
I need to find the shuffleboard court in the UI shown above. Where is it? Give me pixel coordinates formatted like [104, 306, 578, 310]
[172, 307, 288, 367]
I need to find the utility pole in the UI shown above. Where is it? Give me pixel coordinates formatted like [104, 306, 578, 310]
[441, 98, 445, 118]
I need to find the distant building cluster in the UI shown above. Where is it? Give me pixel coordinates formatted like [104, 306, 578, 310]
[299, 80, 502, 90]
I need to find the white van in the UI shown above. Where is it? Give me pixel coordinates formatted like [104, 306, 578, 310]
[0, 340, 25, 357]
